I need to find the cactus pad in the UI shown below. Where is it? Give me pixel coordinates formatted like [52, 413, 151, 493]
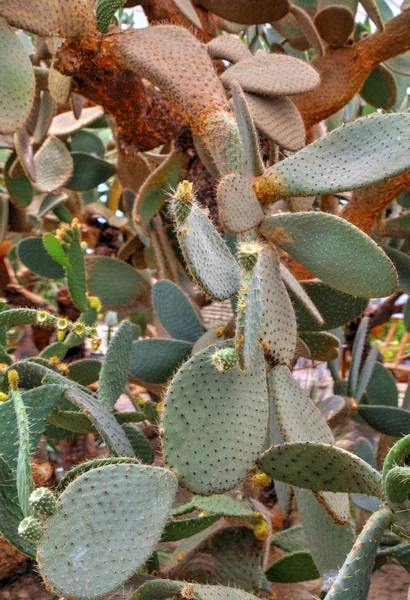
[18, 238, 65, 279]
[195, 0, 290, 24]
[265, 551, 320, 583]
[29, 488, 57, 516]
[18, 516, 42, 542]
[191, 494, 254, 517]
[299, 331, 340, 361]
[360, 64, 398, 110]
[260, 212, 397, 298]
[280, 267, 323, 327]
[231, 82, 264, 177]
[98, 320, 133, 408]
[48, 64, 72, 104]
[366, 362, 398, 407]
[37, 463, 177, 600]
[95, 0, 125, 33]
[134, 580, 261, 600]
[171, 0, 202, 28]
[32, 136, 74, 193]
[358, 405, 410, 437]
[161, 341, 268, 494]
[217, 174, 264, 234]
[66, 152, 115, 191]
[0, 19, 35, 135]
[207, 35, 251, 64]
[130, 338, 192, 384]
[314, 5, 355, 48]
[161, 513, 219, 542]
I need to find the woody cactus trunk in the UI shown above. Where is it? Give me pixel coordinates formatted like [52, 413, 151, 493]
[1, 0, 410, 598]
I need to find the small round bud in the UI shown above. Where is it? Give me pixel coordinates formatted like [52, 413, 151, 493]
[251, 472, 273, 488]
[0, 392, 8, 403]
[49, 356, 60, 366]
[7, 369, 19, 390]
[253, 518, 270, 541]
[29, 487, 58, 516]
[211, 348, 239, 372]
[238, 242, 260, 271]
[58, 363, 69, 376]
[36, 310, 51, 326]
[215, 326, 225, 338]
[72, 321, 86, 336]
[71, 218, 81, 229]
[18, 516, 43, 542]
[56, 318, 69, 331]
[91, 336, 102, 352]
[57, 330, 66, 342]
[181, 584, 195, 599]
[88, 296, 102, 311]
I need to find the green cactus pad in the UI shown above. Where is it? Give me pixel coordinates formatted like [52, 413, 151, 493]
[358, 405, 410, 437]
[217, 174, 264, 234]
[265, 551, 320, 583]
[289, 280, 368, 332]
[259, 250, 297, 366]
[86, 256, 152, 313]
[56, 457, 140, 492]
[66, 152, 115, 191]
[221, 50, 319, 97]
[4, 152, 33, 208]
[29, 488, 57, 516]
[0, 19, 35, 135]
[37, 463, 177, 600]
[299, 331, 340, 361]
[122, 424, 153, 464]
[383, 466, 410, 503]
[191, 494, 254, 517]
[18, 516, 43, 543]
[18, 238, 65, 279]
[161, 514, 219, 542]
[360, 64, 398, 110]
[271, 525, 308, 553]
[43, 233, 69, 267]
[161, 341, 268, 494]
[231, 82, 264, 177]
[130, 338, 192, 384]
[207, 34, 252, 63]
[314, 5, 354, 48]
[174, 200, 240, 301]
[152, 280, 205, 343]
[10, 384, 34, 518]
[324, 507, 393, 600]
[244, 92, 306, 152]
[366, 362, 398, 407]
[66, 226, 88, 312]
[212, 347, 239, 372]
[195, 0, 290, 24]
[258, 442, 383, 497]
[235, 255, 262, 370]
[260, 212, 397, 298]
[70, 130, 104, 157]
[67, 359, 101, 386]
[134, 580, 261, 600]
[280, 268, 323, 327]
[256, 114, 410, 201]
[295, 488, 355, 589]
[360, 0, 384, 29]
[384, 246, 410, 294]
[32, 136, 74, 193]
[381, 213, 410, 238]
[98, 320, 133, 408]
[95, 0, 125, 33]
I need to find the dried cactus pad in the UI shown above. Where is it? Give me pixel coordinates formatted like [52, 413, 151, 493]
[255, 113, 410, 200]
[0, 0, 96, 38]
[37, 464, 177, 600]
[113, 25, 227, 115]
[314, 5, 355, 48]
[217, 174, 264, 233]
[161, 342, 268, 494]
[0, 19, 35, 135]
[221, 51, 320, 97]
[195, 0, 290, 23]
[32, 136, 74, 193]
[259, 212, 398, 298]
[207, 35, 252, 64]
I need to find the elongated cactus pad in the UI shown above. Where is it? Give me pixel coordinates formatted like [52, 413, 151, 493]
[49, 106, 104, 137]
[280, 267, 323, 327]
[130, 338, 193, 384]
[290, 5, 324, 56]
[195, 0, 290, 23]
[98, 320, 132, 408]
[134, 580, 261, 600]
[231, 82, 264, 177]
[314, 5, 355, 48]
[0, 19, 35, 135]
[384, 246, 410, 294]
[37, 464, 177, 600]
[161, 514, 220, 542]
[221, 51, 319, 97]
[191, 494, 254, 517]
[48, 64, 72, 105]
[324, 507, 393, 600]
[161, 342, 268, 494]
[358, 405, 410, 437]
[299, 331, 340, 361]
[258, 442, 383, 497]
[360, 0, 384, 30]
[260, 212, 397, 298]
[152, 280, 205, 343]
[255, 114, 410, 201]
[207, 35, 252, 64]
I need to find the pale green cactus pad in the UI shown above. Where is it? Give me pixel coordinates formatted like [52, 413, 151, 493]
[190, 494, 254, 517]
[260, 212, 398, 298]
[217, 174, 264, 234]
[258, 442, 383, 497]
[161, 342, 268, 494]
[236, 250, 263, 370]
[271, 525, 308, 553]
[37, 464, 178, 600]
[134, 580, 261, 600]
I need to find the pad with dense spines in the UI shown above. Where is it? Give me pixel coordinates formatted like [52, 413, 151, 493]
[207, 35, 252, 63]
[37, 463, 177, 600]
[161, 514, 219, 542]
[383, 466, 410, 503]
[18, 238, 65, 279]
[31, 136, 74, 193]
[122, 424, 153, 464]
[271, 525, 308, 553]
[289, 279, 368, 332]
[0, 19, 35, 135]
[161, 341, 268, 494]
[290, 5, 324, 55]
[134, 580, 261, 600]
[29, 488, 57, 517]
[295, 488, 355, 591]
[384, 246, 410, 294]
[221, 51, 319, 97]
[280, 267, 323, 327]
[324, 506, 393, 600]
[152, 280, 205, 343]
[299, 331, 340, 361]
[48, 64, 72, 105]
[65, 226, 88, 312]
[86, 256, 152, 313]
[191, 494, 254, 517]
[195, 0, 290, 24]
[173, 199, 241, 301]
[314, 5, 355, 48]
[49, 106, 104, 137]
[259, 212, 397, 298]
[268, 366, 349, 523]
[98, 320, 132, 408]
[18, 516, 42, 542]
[255, 113, 410, 202]
[258, 442, 383, 498]
[66, 152, 115, 191]
[133, 151, 189, 234]
[217, 174, 264, 234]
[366, 362, 398, 407]
[95, 0, 125, 33]
[171, 0, 202, 28]
[358, 405, 410, 437]
[259, 249, 297, 366]
[244, 93, 306, 152]
[67, 359, 101, 386]
[130, 338, 192, 384]
[231, 82, 264, 177]
[265, 551, 320, 583]
[113, 25, 227, 116]
[4, 152, 33, 208]
[360, 64, 398, 110]
[0, 0, 96, 38]
[167, 526, 265, 590]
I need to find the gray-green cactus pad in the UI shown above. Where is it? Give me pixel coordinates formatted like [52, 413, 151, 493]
[258, 442, 383, 497]
[271, 525, 308, 553]
[191, 494, 254, 517]
[37, 464, 178, 600]
[18, 238, 65, 279]
[260, 212, 397, 298]
[366, 362, 398, 407]
[265, 551, 320, 583]
[98, 320, 133, 407]
[134, 580, 261, 600]
[358, 405, 410, 437]
[130, 338, 193, 384]
[161, 342, 268, 494]
[236, 260, 262, 369]
[161, 514, 220, 542]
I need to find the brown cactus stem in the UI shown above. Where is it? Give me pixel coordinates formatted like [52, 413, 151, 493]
[293, 10, 410, 128]
[341, 171, 410, 233]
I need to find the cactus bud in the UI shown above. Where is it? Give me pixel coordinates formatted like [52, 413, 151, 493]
[0, 392, 8, 403]
[251, 472, 273, 488]
[238, 242, 260, 271]
[211, 348, 239, 372]
[72, 321, 86, 336]
[56, 317, 69, 331]
[91, 336, 102, 352]
[253, 514, 270, 541]
[88, 296, 102, 311]
[18, 516, 43, 542]
[172, 180, 194, 225]
[36, 310, 51, 326]
[49, 356, 60, 366]
[58, 363, 69, 376]
[29, 487, 58, 516]
[7, 369, 19, 391]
